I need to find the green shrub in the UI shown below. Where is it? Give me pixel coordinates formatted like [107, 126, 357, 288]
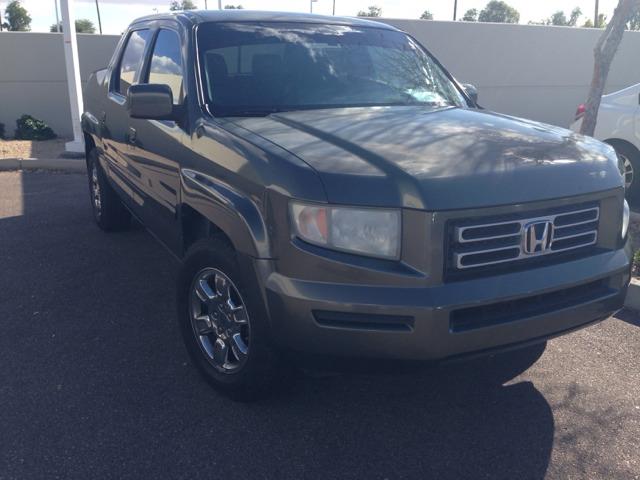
[0, 122, 5, 139]
[14, 114, 57, 141]
[633, 250, 640, 276]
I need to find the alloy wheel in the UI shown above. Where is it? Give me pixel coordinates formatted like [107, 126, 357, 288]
[620, 153, 634, 190]
[189, 268, 250, 373]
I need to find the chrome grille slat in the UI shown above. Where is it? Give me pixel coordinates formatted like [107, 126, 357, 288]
[457, 230, 521, 243]
[551, 235, 597, 250]
[553, 230, 597, 241]
[451, 206, 599, 270]
[554, 218, 599, 230]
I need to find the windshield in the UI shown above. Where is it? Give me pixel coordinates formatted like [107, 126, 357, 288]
[197, 22, 467, 116]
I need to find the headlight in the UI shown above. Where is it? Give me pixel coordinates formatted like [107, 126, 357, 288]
[618, 156, 626, 177]
[622, 199, 630, 239]
[290, 201, 401, 259]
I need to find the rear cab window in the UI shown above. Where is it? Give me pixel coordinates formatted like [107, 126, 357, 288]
[116, 29, 152, 96]
[147, 29, 184, 104]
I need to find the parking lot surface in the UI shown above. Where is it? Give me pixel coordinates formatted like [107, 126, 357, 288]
[1, 171, 639, 480]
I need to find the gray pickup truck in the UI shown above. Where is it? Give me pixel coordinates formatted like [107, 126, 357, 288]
[82, 10, 631, 398]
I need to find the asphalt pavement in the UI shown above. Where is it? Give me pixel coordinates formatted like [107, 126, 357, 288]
[1, 171, 639, 480]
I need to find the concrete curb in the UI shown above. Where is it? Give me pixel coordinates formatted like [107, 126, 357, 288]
[625, 278, 640, 312]
[0, 157, 86, 173]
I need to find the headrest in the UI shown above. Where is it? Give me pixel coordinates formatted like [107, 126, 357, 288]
[206, 53, 229, 79]
[252, 54, 282, 76]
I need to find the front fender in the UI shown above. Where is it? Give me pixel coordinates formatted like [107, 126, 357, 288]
[81, 112, 101, 147]
[180, 168, 270, 258]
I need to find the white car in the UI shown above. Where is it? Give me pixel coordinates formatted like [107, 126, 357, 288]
[571, 83, 640, 199]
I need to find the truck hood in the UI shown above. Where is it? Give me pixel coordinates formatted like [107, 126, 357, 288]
[231, 106, 622, 210]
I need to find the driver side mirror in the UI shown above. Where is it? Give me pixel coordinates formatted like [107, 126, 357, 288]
[462, 83, 478, 105]
[127, 83, 176, 120]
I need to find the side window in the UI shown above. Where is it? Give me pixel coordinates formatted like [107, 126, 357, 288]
[148, 29, 184, 104]
[118, 29, 151, 96]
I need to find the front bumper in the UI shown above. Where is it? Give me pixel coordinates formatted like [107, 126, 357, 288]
[261, 245, 631, 361]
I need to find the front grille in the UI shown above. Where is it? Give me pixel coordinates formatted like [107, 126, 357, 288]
[450, 278, 613, 332]
[448, 203, 599, 273]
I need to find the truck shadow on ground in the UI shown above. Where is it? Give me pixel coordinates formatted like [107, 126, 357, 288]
[615, 307, 640, 327]
[0, 172, 554, 479]
[259, 344, 554, 479]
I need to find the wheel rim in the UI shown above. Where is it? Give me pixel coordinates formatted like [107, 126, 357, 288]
[620, 153, 634, 190]
[189, 268, 250, 373]
[91, 163, 102, 218]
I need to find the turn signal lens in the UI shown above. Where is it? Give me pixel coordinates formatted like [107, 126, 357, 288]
[622, 199, 630, 239]
[290, 204, 329, 245]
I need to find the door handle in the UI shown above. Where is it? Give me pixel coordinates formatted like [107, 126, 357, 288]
[128, 127, 137, 145]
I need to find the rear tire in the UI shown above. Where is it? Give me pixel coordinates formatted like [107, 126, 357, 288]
[87, 148, 131, 231]
[177, 237, 281, 400]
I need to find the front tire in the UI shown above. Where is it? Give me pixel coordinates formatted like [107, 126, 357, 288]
[610, 142, 640, 201]
[177, 237, 281, 400]
[87, 148, 131, 231]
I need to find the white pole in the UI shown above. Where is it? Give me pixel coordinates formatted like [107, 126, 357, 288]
[60, 0, 84, 153]
[218, 0, 221, 10]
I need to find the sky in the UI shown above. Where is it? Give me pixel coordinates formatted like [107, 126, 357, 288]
[0, 0, 622, 34]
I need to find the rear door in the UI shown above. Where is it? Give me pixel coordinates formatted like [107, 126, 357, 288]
[102, 28, 152, 213]
[126, 25, 189, 254]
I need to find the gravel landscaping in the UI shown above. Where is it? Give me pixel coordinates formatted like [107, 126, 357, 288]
[0, 139, 66, 160]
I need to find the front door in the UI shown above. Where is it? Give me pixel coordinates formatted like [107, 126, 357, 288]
[127, 26, 187, 254]
[102, 28, 153, 215]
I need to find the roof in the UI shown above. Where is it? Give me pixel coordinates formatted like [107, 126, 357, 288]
[131, 10, 397, 30]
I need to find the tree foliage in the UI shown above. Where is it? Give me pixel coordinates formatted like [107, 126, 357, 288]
[532, 7, 582, 26]
[3, 0, 31, 31]
[169, 0, 197, 11]
[585, 13, 609, 27]
[357, 6, 382, 17]
[550, 8, 581, 26]
[568, 7, 582, 26]
[49, 19, 96, 33]
[224, 4, 243, 8]
[462, 8, 478, 21]
[550, 12, 567, 25]
[628, 9, 640, 29]
[478, 1, 519, 23]
[75, 19, 96, 33]
[420, 10, 433, 20]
